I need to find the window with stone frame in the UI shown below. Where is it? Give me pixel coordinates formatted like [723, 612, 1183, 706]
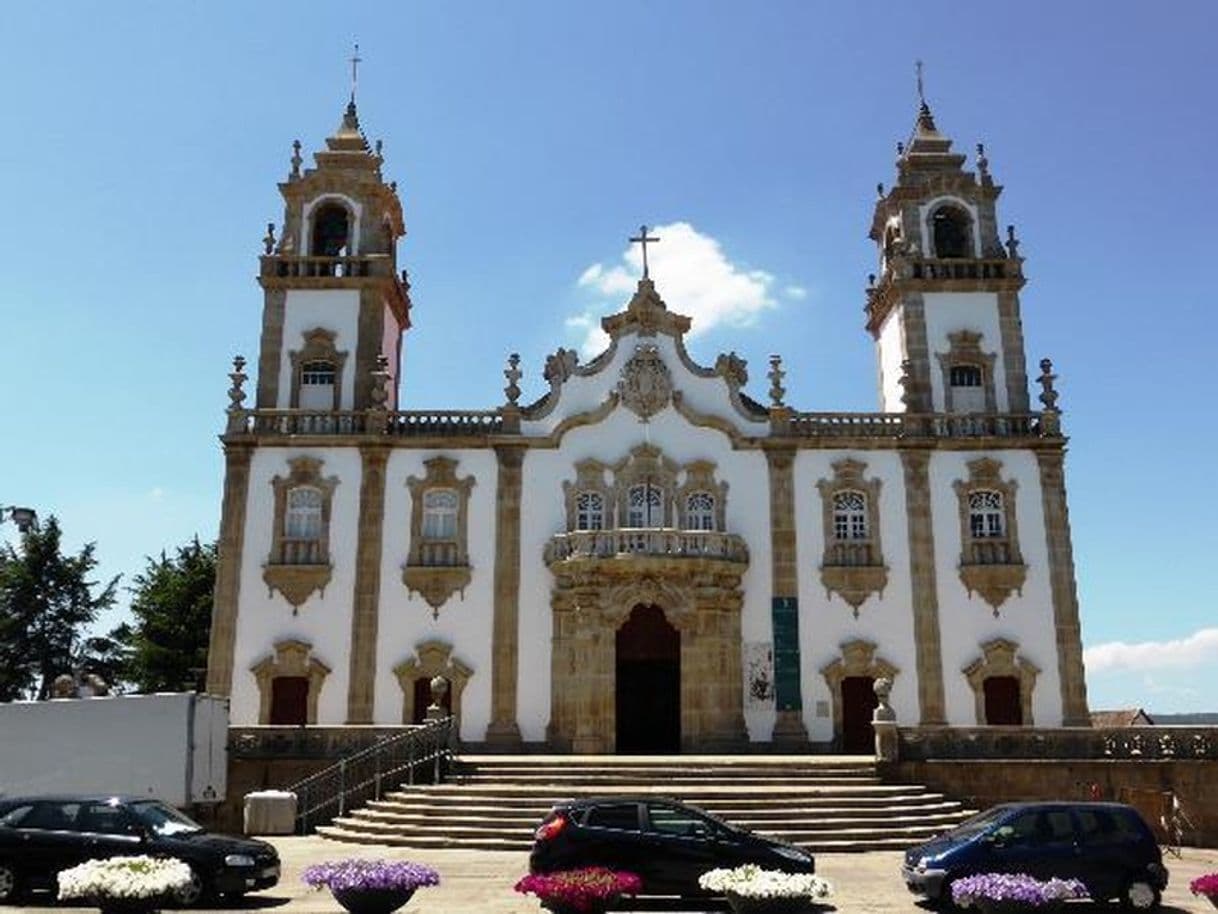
[815, 460, 887, 615]
[289, 327, 348, 410]
[953, 457, 1027, 611]
[575, 492, 605, 531]
[611, 444, 678, 530]
[936, 331, 997, 414]
[264, 457, 339, 608]
[282, 486, 324, 564]
[627, 484, 665, 528]
[403, 457, 475, 613]
[684, 492, 716, 531]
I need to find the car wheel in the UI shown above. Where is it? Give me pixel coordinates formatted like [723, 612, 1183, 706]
[0, 862, 20, 904]
[934, 878, 958, 913]
[173, 866, 207, 908]
[1120, 878, 1161, 911]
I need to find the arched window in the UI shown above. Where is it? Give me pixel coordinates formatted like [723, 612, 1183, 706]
[685, 492, 716, 531]
[932, 205, 972, 259]
[298, 360, 336, 410]
[969, 490, 1005, 539]
[627, 484, 664, 528]
[283, 486, 323, 563]
[832, 491, 868, 540]
[422, 489, 459, 540]
[575, 492, 604, 531]
[311, 203, 349, 257]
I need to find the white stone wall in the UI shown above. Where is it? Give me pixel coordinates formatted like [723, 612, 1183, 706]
[922, 291, 1008, 412]
[230, 447, 364, 724]
[876, 310, 907, 412]
[277, 290, 362, 409]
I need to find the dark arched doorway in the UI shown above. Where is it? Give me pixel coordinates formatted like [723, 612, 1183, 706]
[840, 675, 877, 754]
[616, 605, 680, 753]
[984, 675, 1022, 725]
[412, 676, 452, 725]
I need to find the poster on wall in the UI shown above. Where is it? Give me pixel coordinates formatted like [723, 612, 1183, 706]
[744, 642, 775, 709]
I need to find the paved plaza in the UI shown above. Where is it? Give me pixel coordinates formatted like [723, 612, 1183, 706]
[11, 838, 1218, 914]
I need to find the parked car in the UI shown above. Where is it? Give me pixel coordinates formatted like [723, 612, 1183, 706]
[902, 801, 1168, 911]
[528, 796, 814, 897]
[0, 795, 279, 906]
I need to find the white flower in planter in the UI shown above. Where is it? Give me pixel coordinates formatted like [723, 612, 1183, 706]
[699, 864, 833, 900]
[57, 856, 193, 901]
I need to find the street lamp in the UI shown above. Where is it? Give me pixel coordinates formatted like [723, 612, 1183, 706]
[1, 506, 37, 533]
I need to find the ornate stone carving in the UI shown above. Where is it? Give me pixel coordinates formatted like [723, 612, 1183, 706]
[820, 640, 900, 749]
[263, 564, 333, 609]
[288, 327, 349, 410]
[816, 458, 888, 615]
[963, 637, 1040, 725]
[618, 345, 672, 420]
[263, 456, 339, 610]
[393, 640, 473, 725]
[935, 330, 998, 413]
[402, 457, 476, 617]
[714, 352, 748, 388]
[250, 639, 331, 725]
[953, 457, 1027, 613]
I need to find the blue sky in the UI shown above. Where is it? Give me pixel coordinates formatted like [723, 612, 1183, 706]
[1, 2, 1215, 713]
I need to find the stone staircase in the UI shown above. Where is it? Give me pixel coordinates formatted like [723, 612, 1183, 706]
[317, 755, 973, 853]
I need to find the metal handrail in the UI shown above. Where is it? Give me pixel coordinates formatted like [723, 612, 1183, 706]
[287, 716, 454, 834]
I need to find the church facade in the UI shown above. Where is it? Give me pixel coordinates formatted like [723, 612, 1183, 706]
[205, 97, 1090, 752]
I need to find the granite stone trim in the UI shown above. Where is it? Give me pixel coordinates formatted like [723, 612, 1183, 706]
[899, 448, 947, 724]
[250, 639, 331, 725]
[205, 443, 253, 697]
[255, 289, 287, 408]
[820, 639, 899, 747]
[962, 637, 1039, 725]
[486, 445, 525, 747]
[394, 640, 474, 727]
[346, 444, 388, 723]
[1036, 449, 1091, 726]
[765, 447, 808, 744]
[935, 330, 997, 413]
[997, 291, 1031, 413]
[899, 293, 932, 412]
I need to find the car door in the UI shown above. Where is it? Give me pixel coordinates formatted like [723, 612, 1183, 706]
[641, 802, 725, 895]
[986, 808, 1079, 882]
[77, 802, 145, 863]
[14, 801, 89, 891]
[1074, 807, 1123, 901]
[575, 803, 646, 878]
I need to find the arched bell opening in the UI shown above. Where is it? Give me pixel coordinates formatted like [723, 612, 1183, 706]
[931, 204, 973, 259]
[310, 202, 350, 257]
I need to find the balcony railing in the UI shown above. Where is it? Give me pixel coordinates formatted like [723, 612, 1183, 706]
[906, 257, 1014, 281]
[966, 540, 1014, 565]
[260, 254, 397, 280]
[277, 539, 325, 565]
[783, 411, 1043, 439]
[825, 541, 879, 567]
[233, 409, 502, 438]
[386, 411, 503, 437]
[545, 528, 749, 565]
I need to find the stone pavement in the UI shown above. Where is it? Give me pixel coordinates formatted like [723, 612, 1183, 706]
[11, 838, 1218, 913]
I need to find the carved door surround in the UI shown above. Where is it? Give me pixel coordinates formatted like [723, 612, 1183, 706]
[963, 637, 1039, 726]
[393, 639, 474, 726]
[820, 640, 899, 750]
[546, 562, 748, 753]
[251, 639, 331, 724]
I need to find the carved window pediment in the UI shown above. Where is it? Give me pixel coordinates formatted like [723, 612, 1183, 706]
[936, 330, 997, 413]
[289, 327, 348, 410]
[404, 457, 475, 616]
[816, 459, 887, 615]
[264, 457, 338, 609]
[953, 458, 1026, 613]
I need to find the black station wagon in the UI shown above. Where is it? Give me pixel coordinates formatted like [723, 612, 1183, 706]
[0, 795, 279, 905]
[529, 796, 815, 897]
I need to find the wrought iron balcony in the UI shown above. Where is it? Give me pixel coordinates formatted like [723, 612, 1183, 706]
[544, 528, 749, 566]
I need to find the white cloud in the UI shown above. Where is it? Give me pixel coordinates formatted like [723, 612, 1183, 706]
[784, 285, 808, 301]
[1084, 628, 1218, 673]
[148, 487, 166, 501]
[571, 221, 782, 356]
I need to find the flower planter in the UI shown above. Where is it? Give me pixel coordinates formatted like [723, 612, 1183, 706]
[974, 903, 1065, 914]
[331, 886, 416, 914]
[726, 894, 817, 914]
[515, 867, 641, 913]
[95, 900, 167, 914]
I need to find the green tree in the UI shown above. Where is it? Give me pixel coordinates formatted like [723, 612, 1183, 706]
[0, 516, 119, 701]
[114, 538, 216, 693]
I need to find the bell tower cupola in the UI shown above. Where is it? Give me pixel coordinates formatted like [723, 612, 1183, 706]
[254, 93, 411, 413]
[866, 78, 1030, 416]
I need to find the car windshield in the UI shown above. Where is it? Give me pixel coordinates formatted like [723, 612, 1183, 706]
[944, 806, 1010, 840]
[130, 801, 204, 836]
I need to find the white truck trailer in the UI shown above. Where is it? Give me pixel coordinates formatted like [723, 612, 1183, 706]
[0, 692, 227, 807]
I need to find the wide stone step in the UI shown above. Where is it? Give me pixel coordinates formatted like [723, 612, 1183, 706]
[386, 782, 916, 800]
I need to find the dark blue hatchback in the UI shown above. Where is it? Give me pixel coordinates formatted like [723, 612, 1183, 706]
[902, 802, 1168, 911]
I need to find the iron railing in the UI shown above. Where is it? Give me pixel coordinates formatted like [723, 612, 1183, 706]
[288, 716, 454, 834]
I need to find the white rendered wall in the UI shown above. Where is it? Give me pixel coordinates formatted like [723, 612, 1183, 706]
[382, 306, 401, 409]
[793, 451, 917, 741]
[230, 447, 363, 724]
[928, 449, 1062, 726]
[277, 290, 361, 410]
[922, 292, 1008, 412]
[519, 398, 773, 743]
[372, 449, 499, 739]
[876, 310, 906, 412]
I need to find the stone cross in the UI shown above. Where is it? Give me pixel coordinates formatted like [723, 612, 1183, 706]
[916, 60, 925, 106]
[350, 43, 362, 104]
[629, 225, 660, 279]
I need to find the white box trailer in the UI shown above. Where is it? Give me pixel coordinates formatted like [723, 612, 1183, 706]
[0, 693, 227, 807]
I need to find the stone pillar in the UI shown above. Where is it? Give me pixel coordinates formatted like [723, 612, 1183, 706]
[571, 618, 605, 754]
[346, 443, 389, 723]
[206, 442, 253, 697]
[899, 292, 933, 412]
[765, 447, 809, 745]
[997, 291, 1031, 413]
[899, 448, 947, 724]
[1036, 449, 1091, 726]
[486, 445, 525, 747]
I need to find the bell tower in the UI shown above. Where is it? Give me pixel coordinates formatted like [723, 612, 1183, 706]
[866, 93, 1030, 416]
[254, 99, 411, 412]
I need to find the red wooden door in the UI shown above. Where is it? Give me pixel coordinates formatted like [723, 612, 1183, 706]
[269, 676, 309, 725]
[841, 676, 877, 754]
[984, 676, 1023, 725]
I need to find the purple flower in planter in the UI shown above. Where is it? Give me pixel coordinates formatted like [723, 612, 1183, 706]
[514, 867, 643, 912]
[1192, 873, 1218, 897]
[951, 873, 1088, 908]
[302, 859, 440, 893]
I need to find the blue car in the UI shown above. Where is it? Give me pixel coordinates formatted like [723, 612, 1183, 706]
[902, 802, 1168, 911]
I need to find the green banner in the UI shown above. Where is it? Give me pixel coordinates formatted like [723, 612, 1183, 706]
[771, 597, 802, 711]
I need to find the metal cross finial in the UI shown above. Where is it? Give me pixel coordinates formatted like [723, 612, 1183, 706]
[350, 43, 363, 104]
[916, 60, 925, 106]
[629, 225, 660, 280]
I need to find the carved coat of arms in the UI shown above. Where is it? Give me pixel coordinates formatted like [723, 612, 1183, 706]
[619, 345, 672, 420]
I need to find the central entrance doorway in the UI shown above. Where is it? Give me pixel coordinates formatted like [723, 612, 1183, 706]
[616, 604, 680, 753]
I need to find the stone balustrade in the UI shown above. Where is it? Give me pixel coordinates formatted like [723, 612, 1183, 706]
[232, 409, 502, 438]
[544, 528, 749, 565]
[259, 254, 396, 280]
[902, 256, 1017, 282]
[784, 412, 1045, 439]
[385, 410, 503, 437]
[894, 725, 1218, 762]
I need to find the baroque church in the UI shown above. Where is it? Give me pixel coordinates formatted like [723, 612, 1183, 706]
[205, 93, 1090, 753]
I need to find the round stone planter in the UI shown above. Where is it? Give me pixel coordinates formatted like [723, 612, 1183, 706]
[542, 902, 613, 914]
[974, 903, 1064, 914]
[331, 886, 417, 914]
[725, 895, 817, 914]
[94, 899, 167, 914]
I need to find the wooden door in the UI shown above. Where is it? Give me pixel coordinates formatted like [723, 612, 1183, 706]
[269, 676, 309, 725]
[616, 605, 680, 753]
[840, 675, 877, 754]
[984, 675, 1023, 725]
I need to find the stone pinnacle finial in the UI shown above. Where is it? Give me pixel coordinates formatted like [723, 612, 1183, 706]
[768, 354, 787, 408]
[369, 353, 391, 412]
[1038, 358, 1060, 413]
[876, 182, 885, 198]
[504, 353, 522, 405]
[976, 142, 990, 180]
[1006, 224, 1021, 259]
[226, 356, 248, 433]
[898, 359, 915, 411]
[262, 223, 276, 256]
[290, 140, 302, 180]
